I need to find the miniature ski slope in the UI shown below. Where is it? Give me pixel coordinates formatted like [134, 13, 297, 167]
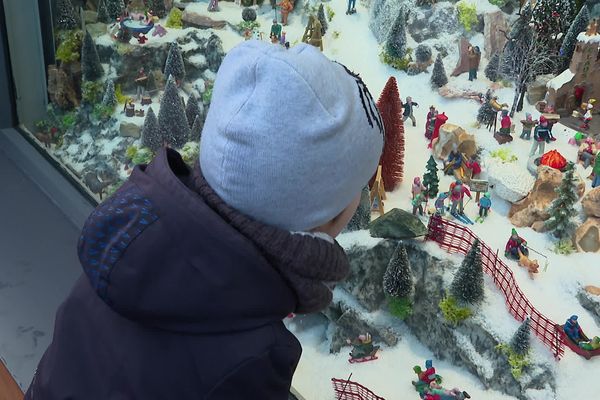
[189, 0, 600, 399]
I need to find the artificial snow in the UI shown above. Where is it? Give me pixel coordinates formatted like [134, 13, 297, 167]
[546, 69, 575, 91]
[576, 30, 600, 44]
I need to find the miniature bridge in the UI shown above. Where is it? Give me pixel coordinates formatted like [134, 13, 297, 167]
[426, 214, 565, 359]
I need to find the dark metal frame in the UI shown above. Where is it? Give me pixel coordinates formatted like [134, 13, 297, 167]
[0, 1, 17, 128]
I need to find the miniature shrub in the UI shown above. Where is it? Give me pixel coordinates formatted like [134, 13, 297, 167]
[61, 112, 77, 130]
[553, 239, 576, 255]
[126, 145, 138, 161]
[388, 297, 412, 320]
[181, 141, 200, 166]
[132, 147, 154, 165]
[489, 148, 518, 163]
[326, 5, 335, 22]
[415, 44, 432, 64]
[457, 2, 478, 32]
[55, 30, 83, 63]
[439, 295, 472, 326]
[488, 0, 506, 6]
[241, 8, 257, 22]
[236, 20, 260, 32]
[202, 80, 214, 104]
[92, 104, 114, 121]
[82, 81, 104, 105]
[165, 8, 183, 29]
[496, 344, 530, 379]
[115, 84, 128, 105]
[380, 48, 413, 72]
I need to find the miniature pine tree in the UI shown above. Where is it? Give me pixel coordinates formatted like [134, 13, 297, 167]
[56, 0, 79, 30]
[510, 317, 531, 356]
[450, 239, 484, 305]
[345, 186, 371, 232]
[545, 162, 578, 239]
[97, 0, 111, 24]
[386, 10, 407, 59]
[484, 53, 500, 82]
[530, 0, 576, 56]
[383, 244, 413, 298]
[164, 41, 186, 83]
[142, 107, 162, 151]
[430, 54, 448, 88]
[376, 76, 405, 191]
[104, 0, 125, 21]
[559, 5, 589, 71]
[101, 79, 117, 108]
[477, 90, 497, 127]
[81, 31, 104, 82]
[317, 4, 328, 35]
[422, 155, 439, 198]
[185, 94, 201, 128]
[158, 76, 191, 148]
[149, 0, 167, 18]
[190, 114, 203, 143]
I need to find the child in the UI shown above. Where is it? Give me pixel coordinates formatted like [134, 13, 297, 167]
[412, 176, 426, 199]
[476, 192, 491, 222]
[412, 193, 427, 216]
[25, 41, 384, 399]
[402, 96, 419, 127]
[435, 192, 449, 215]
[519, 113, 537, 140]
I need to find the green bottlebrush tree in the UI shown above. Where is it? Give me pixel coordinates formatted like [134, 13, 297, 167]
[185, 94, 201, 128]
[477, 90, 497, 128]
[56, 0, 79, 30]
[510, 317, 531, 356]
[104, 0, 125, 21]
[101, 79, 117, 109]
[345, 186, 371, 232]
[142, 107, 162, 151]
[149, 0, 167, 18]
[545, 162, 578, 239]
[158, 75, 191, 148]
[190, 114, 204, 143]
[386, 10, 408, 59]
[430, 54, 448, 88]
[317, 4, 328, 35]
[164, 41, 186, 83]
[558, 5, 590, 72]
[422, 155, 439, 198]
[383, 244, 413, 298]
[97, 0, 111, 23]
[81, 31, 104, 82]
[450, 239, 484, 305]
[485, 53, 501, 82]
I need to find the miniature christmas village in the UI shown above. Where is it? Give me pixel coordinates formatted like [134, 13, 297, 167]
[30, 0, 600, 399]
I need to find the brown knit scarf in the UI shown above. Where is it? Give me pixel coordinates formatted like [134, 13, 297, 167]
[191, 165, 350, 314]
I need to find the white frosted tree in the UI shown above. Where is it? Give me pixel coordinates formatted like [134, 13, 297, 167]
[101, 79, 117, 108]
[559, 5, 590, 72]
[450, 239, 484, 305]
[510, 317, 531, 356]
[56, 0, 78, 30]
[430, 54, 448, 88]
[345, 186, 371, 232]
[97, 0, 111, 23]
[158, 76, 191, 148]
[317, 4, 328, 35]
[484, 53, 500, 82]
[185, 94, 201, 128]
[142, 107, 161, 151]
[383, 244, 413, 298]
[164, 41, 186, 83]
[104, 0, 125, 21]
[81, 31, 104, 82]
[386, 10, 407, 59]
[190, 115, 203, 143]
[545, 162, 578, 239]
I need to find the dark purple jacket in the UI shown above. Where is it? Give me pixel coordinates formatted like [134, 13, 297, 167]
[26, 149, 349, 399]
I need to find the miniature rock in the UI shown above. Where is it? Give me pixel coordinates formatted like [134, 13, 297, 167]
[509, 165, 585, 227]
[575, 217, 600, 253]
[432, 123, 476, 161]
[86, 22, 108, 39]
[182, 9, 227, 29]
[577, 288, 600, 325]
[119, 122, 141, 138]
[582, 187, 600, 218]
[483, 11, 508, 58]
[487, 159, 535, 203]
[369, 208, 428, 240]
[527, 74, 555, 104]
[406, 3, 459, 43]
[84, 10, 97, 24]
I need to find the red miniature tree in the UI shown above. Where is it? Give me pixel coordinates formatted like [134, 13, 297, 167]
[376, 76, 405, 191]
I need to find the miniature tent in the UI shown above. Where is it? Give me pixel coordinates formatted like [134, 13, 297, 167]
[540, 150, 567, 170]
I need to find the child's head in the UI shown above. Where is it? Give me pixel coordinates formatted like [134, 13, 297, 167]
[200, 41, 384, 234]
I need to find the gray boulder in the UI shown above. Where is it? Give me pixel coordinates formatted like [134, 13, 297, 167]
[408, 3, 460, 43]
[369, 0, 404, 44]
[577, 288, 600, 326]
[369, 208, 428, 240]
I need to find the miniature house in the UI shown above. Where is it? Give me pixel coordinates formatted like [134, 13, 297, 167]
[546, 19, 600, 115]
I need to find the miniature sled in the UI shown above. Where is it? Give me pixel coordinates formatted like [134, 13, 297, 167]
[348, 347, 380, 364]
[556, 324, 600, 360]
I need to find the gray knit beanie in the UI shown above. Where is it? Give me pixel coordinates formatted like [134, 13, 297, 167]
[200, 41, 384, 232]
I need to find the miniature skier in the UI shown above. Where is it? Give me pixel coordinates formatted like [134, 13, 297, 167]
[504, 228, 528, 260]
[519, 113, 537, 140]
[476, 192, 491, 223]
[564, 315, 584, 343]
[346, 0, 356, 14]
[578, 137, 598, 168]
[425, 106, 437, 139]
[270, 19, 282, 42]
[277, 0, 294, 26]
[435, 192, 449, 216]
[529, 116, 555, 156]
[464, 154, 481, 179]
[402, 96, 419, 127]
[498, 109, 512, 138]
[443, 145, 463, 175]
[412, 177, 426, 199]
[347, 333, 379, 362]
[449, 179, 471, 215]
[412, 193, 427, 216]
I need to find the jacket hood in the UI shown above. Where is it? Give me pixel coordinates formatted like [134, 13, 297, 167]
[77, 149, 345, 334]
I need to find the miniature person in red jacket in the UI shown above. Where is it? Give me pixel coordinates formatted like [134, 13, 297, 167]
[419, 360, 437, 385]
[429, 112, 448, 149]
[498, 109, 512, 137]
[449, 179, 471, 215]
[425, 106, 437, 139]
[505, 228, 528, 260]
[465, 155, 481, 179]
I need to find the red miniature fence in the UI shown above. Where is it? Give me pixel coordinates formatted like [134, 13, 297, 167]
[331, 378, 385, 400]
[426, 215, 565, 359]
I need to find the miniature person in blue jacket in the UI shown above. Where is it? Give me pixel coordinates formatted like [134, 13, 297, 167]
[478, 192, 491, 219]
[564, 315, 583, 343]
[435, 192, 449, 215]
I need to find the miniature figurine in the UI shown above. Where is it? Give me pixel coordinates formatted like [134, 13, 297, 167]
[412, 193, 427, 216]
[207, 0, 219, 12]
[564, 315, 584, 343]
[435, 192, 449, 216]
[135, 67, 148, 101]
[579, 336, 600, 351]
[280, 31, 286, 46]
[425, 105, 437, 139]
[277, 0, 294, 26]
[412, 176, 426, 199]
[412, 360, 438, 389]
[301, 15, 323, 51]
[346, 333, 379, 363]
[428, 382, 471, 400]
[449, 179, 471, 215]
[476, 192, 491, 223]
[580, 103, 593, 130]
[428, 112, 448, 149]
[529, 116, 555, 156]
[578, 137, 598, 168]
[443, 145, 463, 176]
[124, 98, 135, 117]
[467, 45, 480, 81]
[464, 155, 481, 179]
[498, 109, 512, 137]
[270, 19, 282, 42]
[505, 228, 528, 260]
[593, 155, 600, 188]
[346, 0, 356, 15]
[152, 24, 167, 37]
[517, 249, 539, 278]
[519, 113, 537, 140]
[137, 34, 148, 44]
[402, 96, 419, 127]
